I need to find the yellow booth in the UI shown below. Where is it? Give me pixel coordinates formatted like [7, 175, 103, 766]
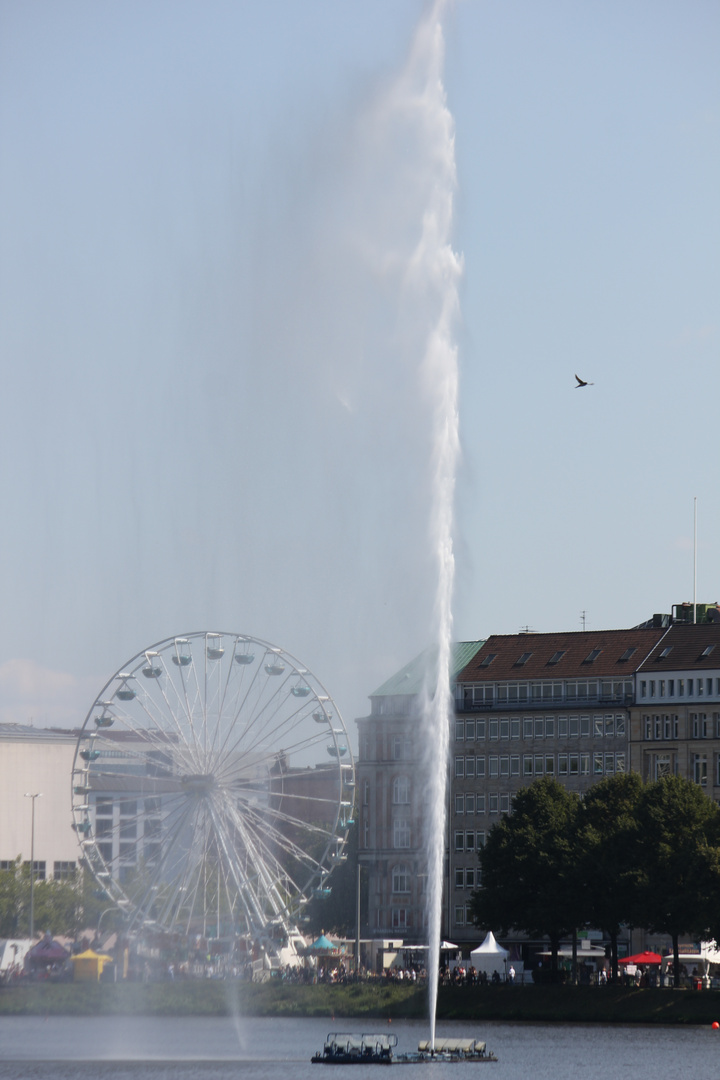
[71, 948, 113, 981]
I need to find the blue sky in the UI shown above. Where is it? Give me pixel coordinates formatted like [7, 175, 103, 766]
[0, 0, 718, 731]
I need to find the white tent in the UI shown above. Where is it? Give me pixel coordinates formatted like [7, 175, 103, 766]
[469, 931, 510, 979]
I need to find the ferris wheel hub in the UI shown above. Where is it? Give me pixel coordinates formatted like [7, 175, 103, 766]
[180, 773, 216, 795]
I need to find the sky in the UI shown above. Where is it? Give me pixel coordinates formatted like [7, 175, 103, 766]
[0, 0, 718, 734]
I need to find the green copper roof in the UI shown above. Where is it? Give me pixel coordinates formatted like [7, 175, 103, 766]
[370, 641, 486, 698]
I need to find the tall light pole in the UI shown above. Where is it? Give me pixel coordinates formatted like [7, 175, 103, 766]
[24, 793, 42, 941]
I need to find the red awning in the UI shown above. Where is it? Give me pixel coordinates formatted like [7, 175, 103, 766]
[618, 951, 663, 966]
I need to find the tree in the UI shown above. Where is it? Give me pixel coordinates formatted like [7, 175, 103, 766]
[0, 859, 107, 940]
[470, 779, 583, 980]
[580, 772, 644, 982]
[636, 774, 720, 988]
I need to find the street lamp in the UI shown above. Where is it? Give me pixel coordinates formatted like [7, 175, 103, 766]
[24, 793, 42, 941]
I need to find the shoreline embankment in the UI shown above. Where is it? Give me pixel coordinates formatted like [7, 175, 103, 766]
[2, 982, 720, 1024]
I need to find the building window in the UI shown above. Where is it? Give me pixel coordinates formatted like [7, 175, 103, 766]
[534, 754, 544, 775]
[580, 753, 590, 775]
[545, 755, 555, 776]
[393, 819, 410, 848]
[654, 754, 671, 779]
[593, 753, 603, 775]
[393, 776, 410, 804]
[363, 780, 370, 806]
[510, 755, 520, 777]
[392, 908, 409, 929]
[51, 861, 75, 881]
[476, 720, 486, 739]
[455, 831, 464, 852]
[569, 754, 579, 776]
[558, 754, 568, 776]
[489, 720, 499, 740]
[644, 715, 651, 740]
[455, 868, 465, 889]
[392, 864, 410, 893]
[569, 716, 579, 738]
[489, 756, 498, 778]
[557, 717, 568, 737]
[455, 906, 465, 926]
[580, 715, 590, 737]
[466, 720, 476, 741]
[640, 681, 647, 698]
[523, 755, 533, 777]
[688, 679, 694, 696]
[455, 794, 464, 815]
[98, 843, 113, 863]
[594, 716, 603, 737]
[523, 718, 532, 740]
[466, 756, 476, 779]
[465, 868, 475, 888]
[393, 736, 412, 761]
[616, 753, 626, 773]
[455, 720, 464, 741]
[604, 753, 615, 775]
[663, 716, 672, 740]
[489, 793, 499, 814]
[534, 718, 544, 739]
[476, 795, 486, 813]
[694, 754, 708, 787]
[455, 757, 464, 779]
[476, 756, 486, 778]
[466, 794, 476, 814]
[477, 831, 486, 847]
[511, 719, 520, 739]
[668, 679, 675, 697]
[499, 794, 510, 813]
[654, 716, 661, 740]
[466, 831, 475, 852]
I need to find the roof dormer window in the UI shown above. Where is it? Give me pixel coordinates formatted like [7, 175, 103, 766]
[548, 651, 566, 665]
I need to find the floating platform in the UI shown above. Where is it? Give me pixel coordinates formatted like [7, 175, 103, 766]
[312, 1033, 497, 1065]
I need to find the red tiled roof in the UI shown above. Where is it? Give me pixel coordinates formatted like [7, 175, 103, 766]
[456, 628, 668, 683]
[638, 622, 720, 671]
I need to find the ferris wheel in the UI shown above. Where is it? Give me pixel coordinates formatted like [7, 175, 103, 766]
[71, 632, 355, 944]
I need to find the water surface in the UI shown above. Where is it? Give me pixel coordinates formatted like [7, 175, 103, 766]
[0, 1015, 716, 1080]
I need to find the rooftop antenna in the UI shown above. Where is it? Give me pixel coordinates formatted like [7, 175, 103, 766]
[580, 610, 587, 631]
[693, 496, 697, 624]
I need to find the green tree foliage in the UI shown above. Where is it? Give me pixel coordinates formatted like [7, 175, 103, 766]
[580, 772, 645, 982]
[471, 779, 583, 979]
[0, 860, 107, 940]
[635, 774, 720, 987]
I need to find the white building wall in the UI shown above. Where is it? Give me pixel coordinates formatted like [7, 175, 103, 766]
[0, 731, 79, 872]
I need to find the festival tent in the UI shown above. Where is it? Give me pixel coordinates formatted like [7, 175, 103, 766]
[26, 934, 70, 973]
[71, 948, 113, 981]
[469, 931, 509, 978]
[305, 933, 340, 956]
[618, 951, 662, 966]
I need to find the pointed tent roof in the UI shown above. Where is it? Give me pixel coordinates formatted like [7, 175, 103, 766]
[307, 933, 337, 953]
[469, 931, 509, 959]
[27, 936, 70, 962]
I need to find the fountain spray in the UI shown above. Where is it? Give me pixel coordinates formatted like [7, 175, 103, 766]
[401, 0, 462, 1048]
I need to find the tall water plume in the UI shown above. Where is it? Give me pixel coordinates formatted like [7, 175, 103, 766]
[398, 0, 462, 1044]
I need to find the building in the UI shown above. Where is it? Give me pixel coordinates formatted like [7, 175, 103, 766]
[355, 642, 484, 941]
[0, 723, 79, 880]
[632, 618, 720, 790]
[356, 605, 720, 956]
[449, 626, 666, 943]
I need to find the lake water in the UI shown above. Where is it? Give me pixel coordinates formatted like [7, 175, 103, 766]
[0, 1015, 717, 1079]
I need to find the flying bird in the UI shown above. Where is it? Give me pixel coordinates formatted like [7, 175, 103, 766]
[574, 374, 594, 388]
